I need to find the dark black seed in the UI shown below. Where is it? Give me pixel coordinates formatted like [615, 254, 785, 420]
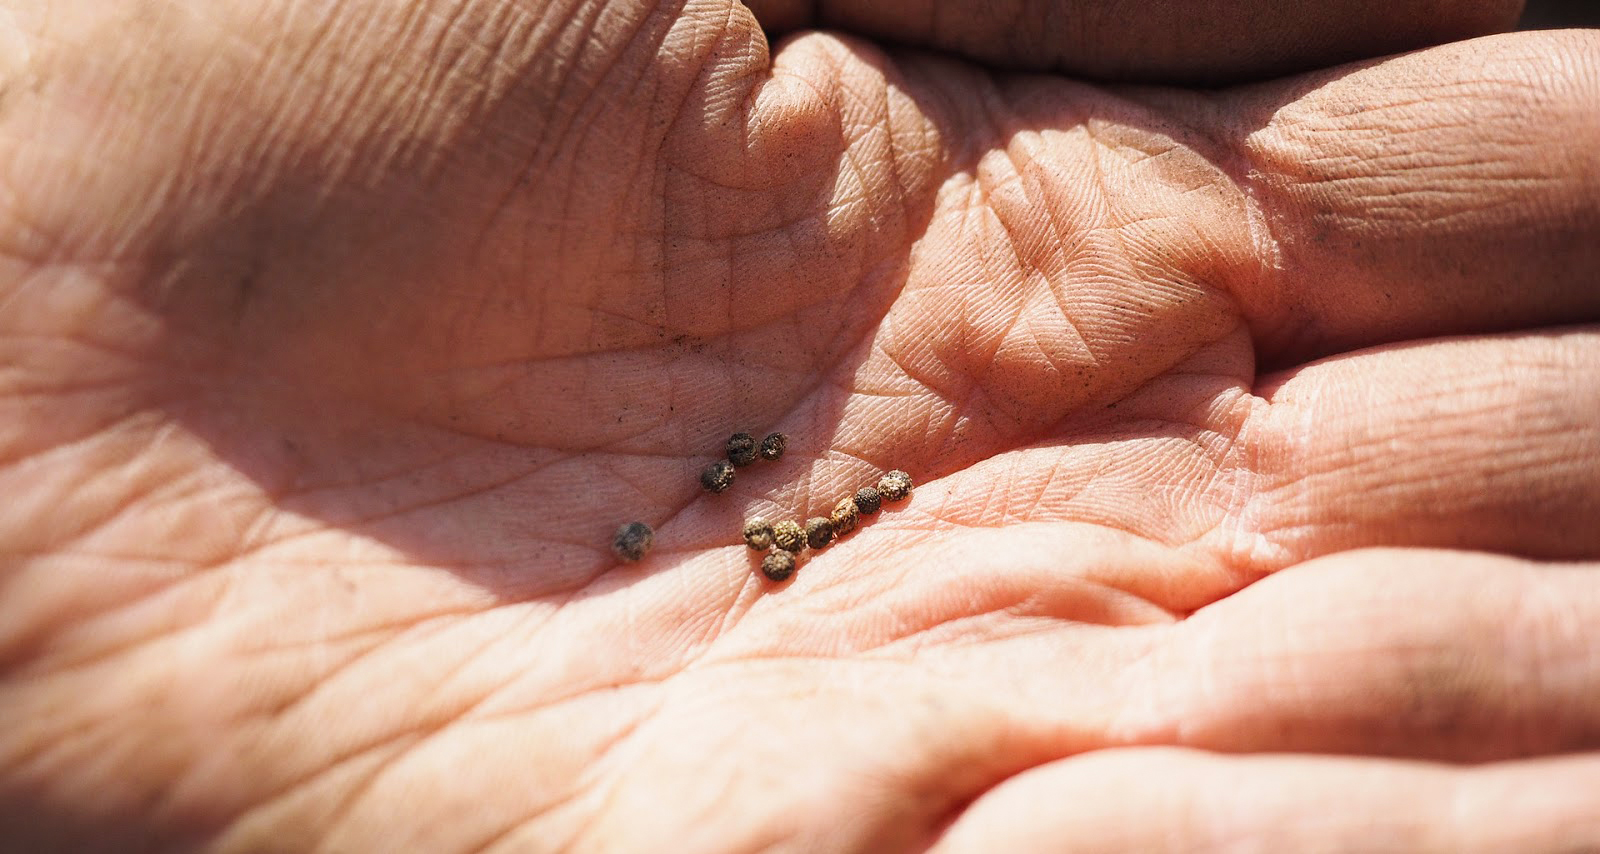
[805, 516, 834, 550]
[759, 432, 787, 461]
[727, 432, 759, 467]
[761, 550, 796, 582]
[700, 460, 735, 493]
[853, 486, 882, 515]
[742, 517, 774, 551]
[878, 470, 913, 502]
[830, 496, 860, 537]
[612, 522, 654, 562]
[772, 520, 805, 553]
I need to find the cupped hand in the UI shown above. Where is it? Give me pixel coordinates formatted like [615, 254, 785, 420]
[2, 1, 1598, 850]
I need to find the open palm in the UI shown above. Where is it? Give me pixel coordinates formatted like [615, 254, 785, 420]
[3, 1, 1598, 850]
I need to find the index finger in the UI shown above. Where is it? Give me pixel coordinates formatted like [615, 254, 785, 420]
[744, 0, 1523, 83]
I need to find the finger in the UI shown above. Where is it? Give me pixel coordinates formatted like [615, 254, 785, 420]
[745, 0, 1520, 83]
[934, 747, 1600, 853]
[1222, 328, 1600, 569]
[1223, 30, 1600, 366]
[1115, 550, 1600, 762]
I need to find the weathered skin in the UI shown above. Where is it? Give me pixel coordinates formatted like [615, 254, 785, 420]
[2, 1, 1600, 851]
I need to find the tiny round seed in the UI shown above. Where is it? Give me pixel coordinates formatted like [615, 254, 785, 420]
[878, 470, 913, 502]
[759, 432, 787, 461]
[611, 522, 654, 562]
[700, 460, 735, 493]
[853, 486, 882, 516]
[772, 520, 806, 553]
[761, 550, 796, 582]
[830, 496, 860, 537]
[805, 516, 834, 550]
[743, 517, 774, 551]
[727, 432, 759, 467]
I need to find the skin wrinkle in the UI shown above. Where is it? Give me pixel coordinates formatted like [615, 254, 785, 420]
[209, 738, 411, 852]
[325, 689, 634, 854]
[183, 625, 519, 827]
[1231, 36, 1600, 359]
[0, 396, 158, 469]
[0, 560, 222, 680]
[288, 740, 424, 854]
[297, 6, 421, 190]
[475, 2, 617, 251]
[1010, 145, 1098, 364]
[434, 4, 561, 141]
[227, 6, 384, 216]
[20, 432, 210, 555]
[1236, 333, 1600, 567]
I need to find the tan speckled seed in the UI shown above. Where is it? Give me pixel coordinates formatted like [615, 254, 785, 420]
[830, 496, 860, 537]
[611, 522, 654, 562]
[878, 470, 913, 502]
[805, 516, 834, 550]
[727, 432, 758, 467]
[743, 517, 774, 551]
[761, 549, 796, 581]
[772, 520, 805, 553]
[701, 460, 735, 493]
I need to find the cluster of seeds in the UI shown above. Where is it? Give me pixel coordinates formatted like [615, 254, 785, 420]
[701, 431, 786, 493]
[742, 469, 913, 581]
[609, 426, 913, 581]
[611, 430, 785, 564]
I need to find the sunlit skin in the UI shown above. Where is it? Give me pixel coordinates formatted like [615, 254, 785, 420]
[2, 1, 1599, 850]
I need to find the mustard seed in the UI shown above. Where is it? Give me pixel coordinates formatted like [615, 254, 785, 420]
[830, 496, 860, 537]
[772, 520, 805, 553]
[727, 432, 758, 467]
[612, 522, 654, 562]
[853, 486, 882, 515]
[700, 460, 735, 493]
[761, 550, 796, 582]
[878, 470, 913, 502]
[743, 517, 774, 551]
[759, 432, 787, 461]
[805, 516, 834, 550]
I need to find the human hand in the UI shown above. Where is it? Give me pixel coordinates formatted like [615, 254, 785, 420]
[2, 0, 1597, 849]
